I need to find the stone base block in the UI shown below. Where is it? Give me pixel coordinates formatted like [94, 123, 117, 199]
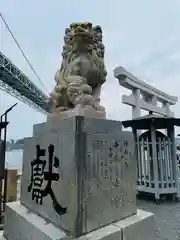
[114, 209, 156, 240]
[0, 231, 5, 240]
[3, 202, 66, 240]
[47, 105, 106, 121]
[3, 202, 156, 240]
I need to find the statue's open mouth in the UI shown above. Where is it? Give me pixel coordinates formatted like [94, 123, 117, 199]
[73, 30, 93, 46]
[74, 27, 92, 38]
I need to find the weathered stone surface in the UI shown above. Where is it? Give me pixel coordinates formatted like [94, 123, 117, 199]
[47, 105, 106, 121]
[12, 179, 180, 240]
[114, 209, 156, 240]
[3, 202, 155, 240]
[33, 116, 122, 137]
[3, 201, 68, 240]
[20, 116, 136, 237]
[3, 201, 122, 240]
[48, 22, 107, 114]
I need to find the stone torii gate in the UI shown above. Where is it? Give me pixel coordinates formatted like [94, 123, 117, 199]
[114, 66, 180, 201]
[114, 66, 178, 119]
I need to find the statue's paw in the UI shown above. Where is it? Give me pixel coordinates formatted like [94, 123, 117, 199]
[75, 94, 94, 106]
[93, 103, 105, 112]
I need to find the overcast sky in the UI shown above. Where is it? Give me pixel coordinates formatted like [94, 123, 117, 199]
[1, 0, 180, 140]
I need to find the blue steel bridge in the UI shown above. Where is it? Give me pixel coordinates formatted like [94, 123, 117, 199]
[0, 51, 49, 114]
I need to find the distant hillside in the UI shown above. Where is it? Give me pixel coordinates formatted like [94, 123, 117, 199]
[5, 137, 180, 151]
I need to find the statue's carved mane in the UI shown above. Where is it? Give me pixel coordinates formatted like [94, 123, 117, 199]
[62, 22, 105, 60]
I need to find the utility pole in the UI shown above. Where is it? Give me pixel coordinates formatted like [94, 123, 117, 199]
[0, 103, 17, 226]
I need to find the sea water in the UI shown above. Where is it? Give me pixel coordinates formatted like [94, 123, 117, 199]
[5, 150, 23, 173]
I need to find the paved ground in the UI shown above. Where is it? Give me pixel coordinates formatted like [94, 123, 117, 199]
[137, 198, 180, 240]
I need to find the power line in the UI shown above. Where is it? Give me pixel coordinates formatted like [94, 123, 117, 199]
[0, 12, 49, 95]
[0, 16, 3, 50]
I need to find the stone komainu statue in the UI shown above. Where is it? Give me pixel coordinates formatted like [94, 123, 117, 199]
[48, 22, 107, 113]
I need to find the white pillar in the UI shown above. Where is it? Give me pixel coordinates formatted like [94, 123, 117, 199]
[150, 124, 159, 200]
[164, 102, 173, 135]
[132, 89, 141, 119]
[151, 96, 157, 106]
[164, 102, 172, 117]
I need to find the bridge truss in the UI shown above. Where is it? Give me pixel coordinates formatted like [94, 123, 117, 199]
[0, 52, 49, 114]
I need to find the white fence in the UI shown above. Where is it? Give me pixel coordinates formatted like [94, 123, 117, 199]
[136, 137, 177, 199]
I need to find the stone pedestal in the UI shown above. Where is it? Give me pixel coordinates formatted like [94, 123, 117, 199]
[21, 116, 136, 237]
[3, 115, 156, 239]
[3, 202, 156, 240]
